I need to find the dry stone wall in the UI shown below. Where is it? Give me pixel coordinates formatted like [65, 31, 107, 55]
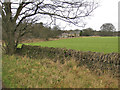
[17, 45, 119, 77]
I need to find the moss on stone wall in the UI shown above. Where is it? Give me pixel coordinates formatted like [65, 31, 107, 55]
[17, 45, 119, 77]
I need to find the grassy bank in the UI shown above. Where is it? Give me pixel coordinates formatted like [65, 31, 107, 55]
[2, 55, 118, 88]
[21, 37, 118, 53]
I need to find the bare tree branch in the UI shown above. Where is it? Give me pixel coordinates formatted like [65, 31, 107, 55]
[2, 0, 99, 54]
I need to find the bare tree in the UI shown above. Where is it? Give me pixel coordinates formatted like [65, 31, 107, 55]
[1, 0, 98, 55]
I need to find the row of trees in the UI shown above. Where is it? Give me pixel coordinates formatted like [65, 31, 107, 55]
[21, 22, 118, 41]
[82, 23, 117, 36]
[24, 22, 63, 40]
[81, 29, 118, 36]
[66, 23, 117, 36]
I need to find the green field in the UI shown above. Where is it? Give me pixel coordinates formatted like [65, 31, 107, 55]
[23, 37, 118, 53]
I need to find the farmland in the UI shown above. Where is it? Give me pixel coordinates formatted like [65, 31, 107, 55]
[2, 0, 119, 88]
[23, 37, 118, 53]
[2, 36, 119, 88]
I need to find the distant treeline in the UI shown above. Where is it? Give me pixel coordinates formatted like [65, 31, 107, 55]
[69, 28, 119, 36]
[21, 24, 119, 41]
[9, 22, 120, 41]
[1, 18, 119, 41]
[21, 22, 64, 40]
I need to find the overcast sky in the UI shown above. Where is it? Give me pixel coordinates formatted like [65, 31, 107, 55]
[2, 0, 119, 31]
[64, 0, 119, 31]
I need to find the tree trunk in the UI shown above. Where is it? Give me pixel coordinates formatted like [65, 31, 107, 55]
[2, 18, 17, 55]
[3, 29, 16, 55]
[5, 37, 16, 55]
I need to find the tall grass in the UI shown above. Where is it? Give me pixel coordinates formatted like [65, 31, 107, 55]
[2, 55, 118, 88]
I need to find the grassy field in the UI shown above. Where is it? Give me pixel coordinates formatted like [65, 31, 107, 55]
[22, 37, 118, 53]
[2, 55, 118, 88]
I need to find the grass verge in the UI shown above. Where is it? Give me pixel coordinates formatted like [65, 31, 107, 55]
[2, 55, 118, 88]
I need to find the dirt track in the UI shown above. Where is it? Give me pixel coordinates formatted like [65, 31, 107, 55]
[21, 36, 102, 43]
